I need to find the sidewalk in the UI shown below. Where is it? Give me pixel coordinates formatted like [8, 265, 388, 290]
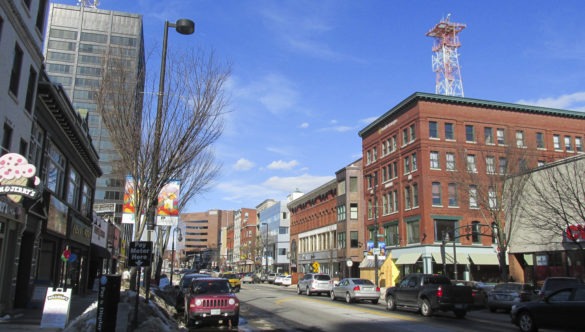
[0, 291, 98, 332]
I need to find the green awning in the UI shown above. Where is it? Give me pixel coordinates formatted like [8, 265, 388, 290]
[395, 253, 421, 265]
[468, 253, 499, 265]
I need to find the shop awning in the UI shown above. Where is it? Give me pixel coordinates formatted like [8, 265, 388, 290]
[468, 253, 499, 265]
[91, 244, 111, 259]
[359, 256, 386, 268]
[431, 252, 455, 264]
[395, 253, 421, 265]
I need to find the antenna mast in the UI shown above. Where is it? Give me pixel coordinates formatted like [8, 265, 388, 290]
[426, 14, 466, 97]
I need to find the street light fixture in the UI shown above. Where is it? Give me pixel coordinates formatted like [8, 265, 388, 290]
[262, 223, 269, 275]
[170, 226, 183, 286]
[145, 17, 195, 303]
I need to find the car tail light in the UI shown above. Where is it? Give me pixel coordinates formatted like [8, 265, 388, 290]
[437, 286, 443, 298]
[353, 286, 361, 291]
[376, 287, 380, 292]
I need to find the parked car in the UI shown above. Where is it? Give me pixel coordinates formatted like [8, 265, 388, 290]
[183, 277, 240, 329]
[452, 280, 496, 308]
[241, 273, 257, 284]
[510, 284, 585, 332]
[274, 275, 285, 285]
[175, 273, 211, 312]
[266, 273, 278, 284]
[330, 278, 381, 304]
[297, 273, 333, 296]
[281, 275, 292, 286]
[218, 272, 241, 292]
[385, 273, 474, 318]
[487, 282, 538, 313]
[538, 276, 583, 299]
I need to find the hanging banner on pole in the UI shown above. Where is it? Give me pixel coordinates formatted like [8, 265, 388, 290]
[156, 179, 180, 226]
[122, 176, 137, 224]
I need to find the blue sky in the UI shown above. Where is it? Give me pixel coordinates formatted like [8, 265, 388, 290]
[70, 0, 585, 212]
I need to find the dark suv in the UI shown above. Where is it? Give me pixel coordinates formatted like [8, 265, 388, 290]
[538, 277, 583, 299]
[297, 273, 332, 296]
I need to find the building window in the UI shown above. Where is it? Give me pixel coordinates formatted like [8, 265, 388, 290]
[337, 205, 346, 221]
[409, 124, 416, 142]
[337, 180, 346, 196]
[499, 157, 508, 174]
[350, 231, 359, 248]
[1, 123, 13, 155]
[484, 127, 494, 144]
[80, 32, 108, 43]
[466, 154, 477, 173]
[36, 0, 48, 32]
[80, 182, 92, 218]
[448, 183, 458, 207]
[576, 137, 583, 152]
[391, 162, 397, 179]
[412, 183, 419, 208]
[497, 128, 506, 145]
[384, 223, 399, 246]
[67, 167, 81, 208]
[9, 44, 24, 96]
[49, 28, 77, 40]
[46, 141, 66, 196]
[404, 156, 411, 174]
[350, 203, 358, 219]
[432, 182, 442, 206]
[536, 132, 545, 149]
[465, 125, 475, 142]
[25, 67, 38, 113]
[469, 185, 478, 208]
[430, 151, 440, 169]
[516, 130, 525, 147]
[338, 232, 346, 249]
[435, 219, 457, 242]
[404, 186, 412, 210]
[472, 221, 481, 243]
[407, 220, 420, 244]
[488, 187, 498, 209]
[29, 123, 44, 169]
[486, 156, 495, 174]
[553, 134, 561, 150]
[445, 122, 454, 140]
[349, 176, 358, 192]
[446, 152, 456, 171]
[565, 136, 573, 151]
[411, 153, 417, 171]
[429, 121, 438, 139]
[402, 128, 408, 146]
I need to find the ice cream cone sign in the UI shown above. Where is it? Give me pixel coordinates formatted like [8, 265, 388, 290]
[0, 153, 41, 203]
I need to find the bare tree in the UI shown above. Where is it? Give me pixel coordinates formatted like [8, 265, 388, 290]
[514, 155, 585, 269]
[95, 47, 231, 287]
[450, 144, 535, 281]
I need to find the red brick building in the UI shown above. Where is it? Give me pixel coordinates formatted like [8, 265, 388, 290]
[359, 92, 585, 282]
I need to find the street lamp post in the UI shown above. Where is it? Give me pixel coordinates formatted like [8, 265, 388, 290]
[170, 226, 183, 286]
[369, 173, 380, 287]
[145, 18, 195, 303]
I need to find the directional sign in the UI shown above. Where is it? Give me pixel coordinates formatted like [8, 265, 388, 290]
[128, 241, 152, 267]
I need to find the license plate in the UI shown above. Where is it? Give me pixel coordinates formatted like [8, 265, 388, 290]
[211, 309, 221, 315]
[454, 304, 465, 309]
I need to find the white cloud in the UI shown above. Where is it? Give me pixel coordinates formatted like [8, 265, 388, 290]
[263, 174, 335, 193]
[233, 158, 255, 171]
[267, 160, 299, 170]
[299, 122, 309, 129]
[516, 92, 585, 112]
[229, 73, 299, 114]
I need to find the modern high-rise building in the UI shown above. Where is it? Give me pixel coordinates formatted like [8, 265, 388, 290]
[43, 3, 145, 268]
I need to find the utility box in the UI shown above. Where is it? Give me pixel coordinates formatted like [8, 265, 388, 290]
[96, 274, 121, 332]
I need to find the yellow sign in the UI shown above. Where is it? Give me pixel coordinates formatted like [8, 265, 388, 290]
[312, 261, 320, 272]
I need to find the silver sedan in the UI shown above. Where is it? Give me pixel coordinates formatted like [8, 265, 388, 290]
[330, 278, 381, 304]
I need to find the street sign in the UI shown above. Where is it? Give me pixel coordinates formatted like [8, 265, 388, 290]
[128, 241, 152, 267]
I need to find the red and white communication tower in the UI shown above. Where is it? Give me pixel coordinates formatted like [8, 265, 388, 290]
[426, 14, 466, 97]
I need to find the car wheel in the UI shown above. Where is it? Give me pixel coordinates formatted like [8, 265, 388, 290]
[386, 295, 396, 311]
[230, 313, 239, 329]
[345, 292, 353, 303]
[306, 287, 311, 296]
[420, 299, 433, 317]
[518, 311, 537, 332]
[330, 291, 336, 301]
[454, 309, 466, 318]
[488, 306, 497, 313]
[297, 286, 302, 295]
[372, 299, 379, 305]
